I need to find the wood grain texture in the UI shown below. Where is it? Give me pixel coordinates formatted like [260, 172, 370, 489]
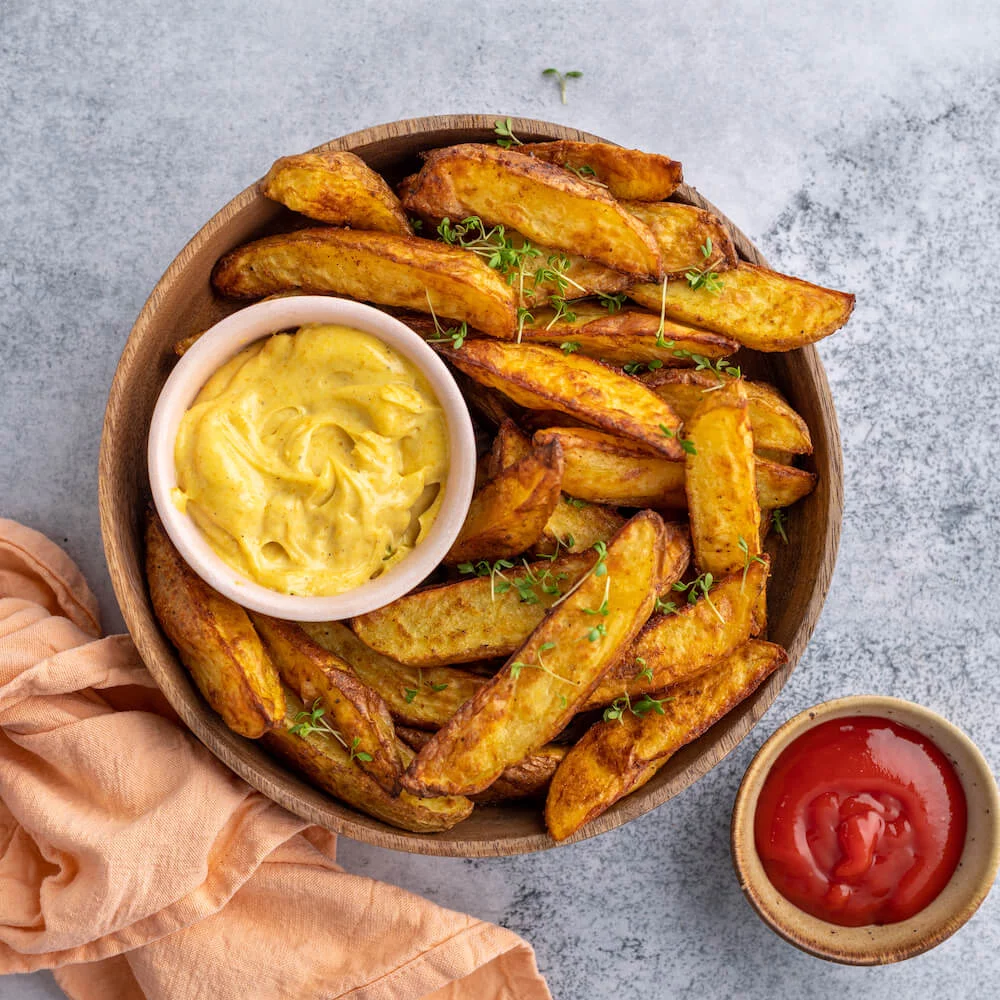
[99, 115, 843, 856]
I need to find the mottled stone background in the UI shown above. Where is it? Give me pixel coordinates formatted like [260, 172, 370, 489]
[2, 1, 998, 997]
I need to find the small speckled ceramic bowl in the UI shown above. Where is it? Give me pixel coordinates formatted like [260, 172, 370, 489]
[731, 695, 1000, 964]
[147, 295, 476, 622]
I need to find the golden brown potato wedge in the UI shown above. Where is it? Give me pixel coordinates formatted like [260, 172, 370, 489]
[629, 261, 855, 351]
[684, 381, 762, 577]
[643, 369, 813, 455]
[486, 419, 626, 556]
[260, 151, 413, 235]
[299, 621, 485, 730]
[519, 246, 633, 307]
[353, 550, 596, 667]
[145, 512, 284, 739]
[440, 340, 685, 459]
[250, 614, 403, 794]
[624, 202, 738, 277]
[545, 639, 788, 840]
[755, 458, 817, 508]
[445, 440, 564, 564]
[534, 426, 687, 507]
[211, 228, 517, 339]
[402, 144, 662, 277]
[263, 690, 473, 833]
[525, 141, 683, 201]
[402, 511, 667, 797]
[521, 302, 739, 365]
[398, 726, 568, 803]
[581, 558, 769, 710]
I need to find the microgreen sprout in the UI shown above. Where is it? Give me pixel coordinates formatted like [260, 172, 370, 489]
[494, 118, 522, 147]
[659, 423, 697, 454]
[685, 238, 725, 293]
[402, 668, 450, 704]
[289, 699, 373, 762]
[672, 572, 725, 624]
[634, 658, 654, 683]
[597, 292, 627, 314]
[603, 691, 673, 723]
[563, 495, 589, 509]
[560, 341, 581, 354]
[772, 508, 789, 544]
[542, 67, 583, 105]
[423, 290, 468, 348]
[511, 641, 579, 685]
[738, 534, 767, 591]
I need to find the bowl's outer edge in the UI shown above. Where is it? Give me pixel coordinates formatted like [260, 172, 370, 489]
[99, 114, 844, 856]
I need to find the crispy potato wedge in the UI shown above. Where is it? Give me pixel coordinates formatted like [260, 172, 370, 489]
[398, 727, 568, 803]
[402, 511, 667, 797]
[521, 302, 739, 365]
[525, 141, 683, 201]
[353, 550, 596, 667]
[534, 426, 686, 507]
[445, 440, 564, 564]
[299, 621, 485, 730]
[685, 381, 762, 577]
[145, 512, 284, 738]
[581, 559, 769, 710]
[486, 419, 626, 556]
[211, 228, 517, 339]
[441, 340, 685, 459]
[264, 690, 473, 833]
[520, 245, 633, 307]
[629, 261, 855, 351]
[250, 614, 403, 794]
[533, 426, 816, 510]
[643, 369, 813, 455]
[755, 458, 817, 508]
[545, 639, 788, 840]
[624, 202, 737, 277]
[260, 151, 413, 235]
[402, 144, 662, 277]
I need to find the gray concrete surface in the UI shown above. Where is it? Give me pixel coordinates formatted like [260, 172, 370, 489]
[2, 1, 998, 997]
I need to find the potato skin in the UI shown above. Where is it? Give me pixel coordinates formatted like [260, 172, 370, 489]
[624, 201, 738, 278]
[250, 614, 403, 794]
[440, 340, 685, 459]
[211, 228, 517, 339]
[402, 143, 663, 278]
[629, 261, 855, 352]
[261, 151, 413, 234]
[545, 640, 787, 841]
[263, 691, 473, 833]
[445, 440, 564, 564]
[144, 512, 284, 739]
[525, 141, 683, 201]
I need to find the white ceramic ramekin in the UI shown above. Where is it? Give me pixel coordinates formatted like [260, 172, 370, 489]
[147, 296, 476, 621]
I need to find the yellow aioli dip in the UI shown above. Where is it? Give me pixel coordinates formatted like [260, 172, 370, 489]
[173, 324, 448, 596]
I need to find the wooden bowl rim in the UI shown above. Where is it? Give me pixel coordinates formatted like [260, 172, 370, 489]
[100, 114, 844, 856]
[731, 695, 1000, 964]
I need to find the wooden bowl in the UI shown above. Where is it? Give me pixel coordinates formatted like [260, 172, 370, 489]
[731, 696, 1000, 963]
[99, 115, 843, 856]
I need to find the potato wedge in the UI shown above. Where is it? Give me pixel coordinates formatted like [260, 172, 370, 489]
[755, 458, 817, 508]
[402, 144, 662, 277]
[260, 151, 413, 235]
[353, 550, 597, 667]
[440, 340, 685, 459]
[684, 381, 762, 576]
[250, 614, 403, 794]
[486, 419, 626, 556]
[643, 369, 813, 455]
[145, 512, 284, 739]
[534, 426, 686, 507]
[624, 202, 737, 277]
[445, 440, 564, 564]
[398, 726, 568, 803]
[521, 302, 739, 365]
[299, 621, 485, 730]
[520, 245, 633, 307]
[629, 261, 855, 351]
[211, 228, 517, 339]
[545, 640, 788, 840]
[580, 558, 769, 710]
[403, 511, 667, 797]
[263, 690, 473, 833]
[525, 141, 683, 201]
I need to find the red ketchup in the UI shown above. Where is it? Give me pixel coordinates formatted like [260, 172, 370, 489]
[754, 715, 967, 926]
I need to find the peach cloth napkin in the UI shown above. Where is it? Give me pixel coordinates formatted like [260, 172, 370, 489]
[0, 519, 551, 1000]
